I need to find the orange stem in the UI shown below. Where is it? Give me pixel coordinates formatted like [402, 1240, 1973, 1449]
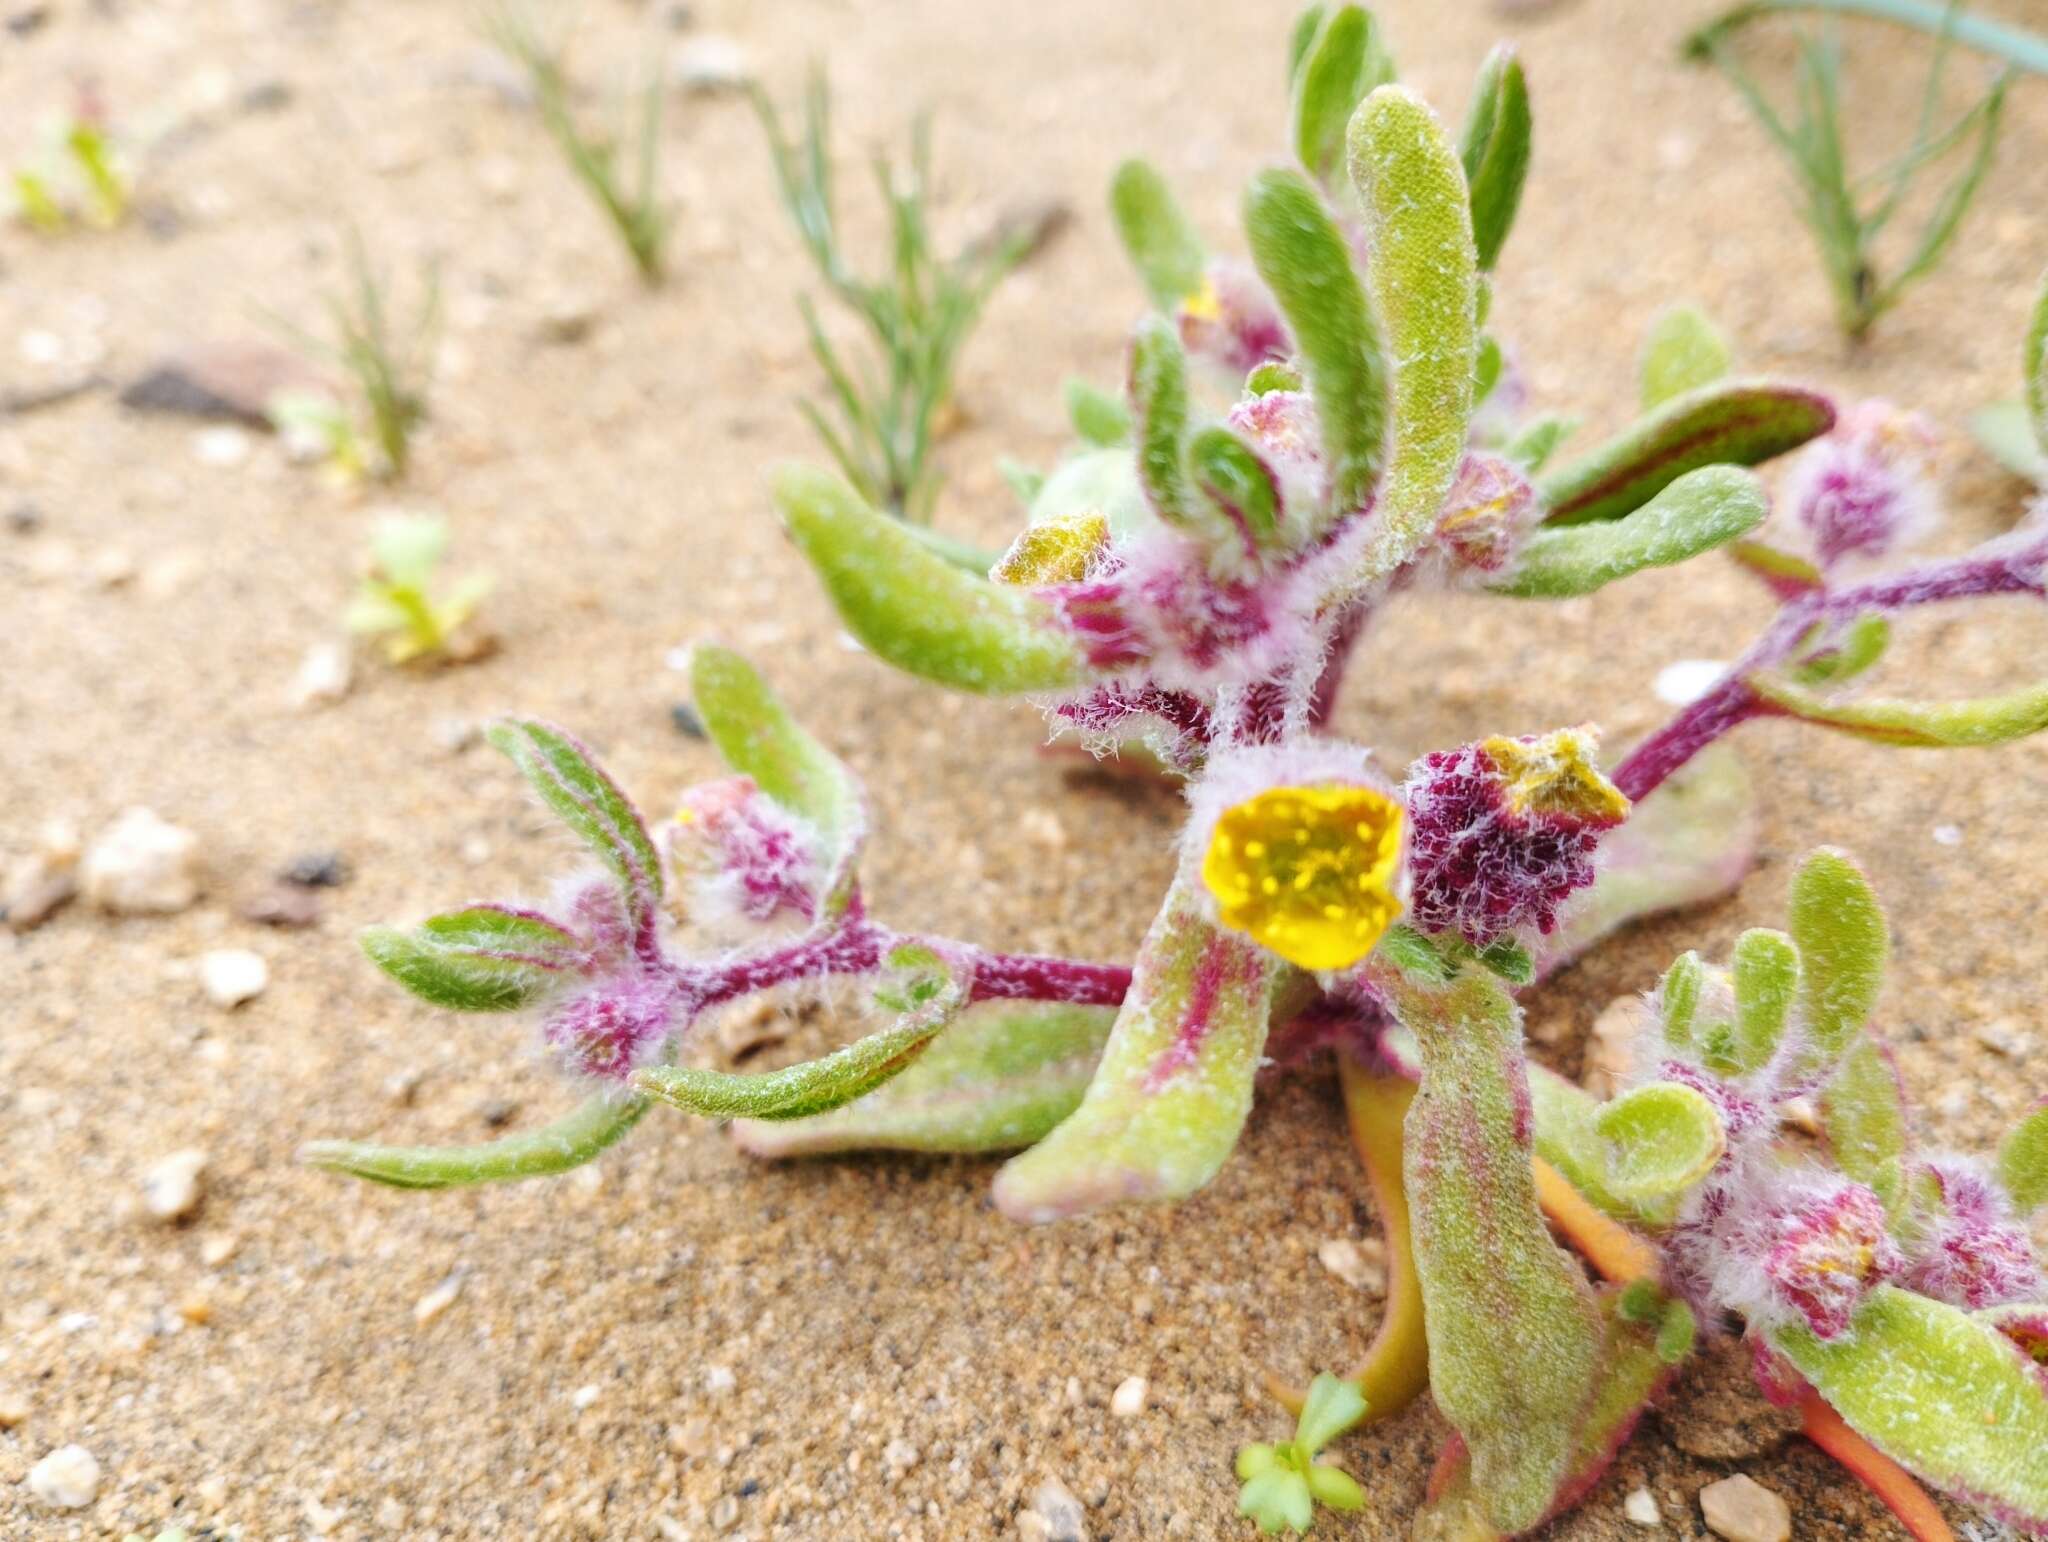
[1533, 1157, 1659, 1285]
[1799, 1390, 1956, 1542]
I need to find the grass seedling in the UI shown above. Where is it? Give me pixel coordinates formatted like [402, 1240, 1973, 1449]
[484, 2, 671, 285]
[753, 68, 1037, 522]
[7, 108, 131, 230]
[345, 513, 492, 665]
[272, 233, 438, 482]
[1694, 12, 2013, 339]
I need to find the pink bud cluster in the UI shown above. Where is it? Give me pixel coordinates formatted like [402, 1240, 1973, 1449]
[1431, 452, 1539, 580]
[1781, 399, 1939, 572]
[1904, 1158, 2043, 1310]
[1176, 259, 1290, 377]
[665, 775, 824, 929]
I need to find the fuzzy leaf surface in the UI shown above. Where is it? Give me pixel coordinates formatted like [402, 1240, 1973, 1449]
[1110, 159, 1206, 311]
[1458, 45, 1531, 271]
[1727, 926, 1799, 1073]
[1752, 670, 2048, 748]
[301, 1093, 648, 1189]
[1538, 380, 1834, 525]
[2028, 264, 2048, 452]
[1495, 464, 1766, 597]
[1822, 1038, 1908, 1209]
[1596, 1082, 1727, 1202]
[1065, 377, 1131, 446]
[1786, 846, 1887, 1065]
[486, 721, 662, 928]
[1640, 304, 1732, 410]
[1997, 1099, 2048, 1214]
[360, 906, 588, 1013]
[1130, 317, 1195, 526]
[777, 465, 1088, 694]
[1968, 401, 2048, 485]
[1292, 4, 1393, 186]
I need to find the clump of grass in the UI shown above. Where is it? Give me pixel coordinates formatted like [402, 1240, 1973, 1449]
[271, 232, 439, 482]
[753, 68, 1040, 523]
[345, 513, 493, 666]
[1692, 11, 2013, 339]
[484, 2, 671, 285]
[8, 107, 130, 230]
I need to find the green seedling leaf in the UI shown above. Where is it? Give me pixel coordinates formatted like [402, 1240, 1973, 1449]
[1472, 334, 1505, 406]
[1459, 45, 1532, 271]
[1596, 1081, 1726, 1201]
[1110, 159, 1206, 312]
[1243, 167, 1386, 528]
[1493, 464, 1767, 598]
[1529, 1064, 1631, 1219]
[1297, 1371, 1369, 1453]
[1640, 303, 1733, 410]
[1773, 1286, 2048, 1529]
[634, 945, 969, 1120]
[1379, 963, 1605, 1533]
[731, 1000, 1114, 1158]
[1969, 400, 2048, 485]
[1476, 935, 1534, 985]
[1187, 425, 1284, 559]
[992, 881, 1279, 1222]
[1789, 614, 1890, 686]
[1997, 1099, 2048, 1214]
[1238, 1468, 1314, 1535]
[486, 720, 662, 926]
[1787, 847, 1887, 1064]
[361, 906, 588, 1013]
[1538, 380, 1834, 525]
[1751, 670, 2048, 748]
[1130, 317, 1195, 525]
[1065, 377, 1131, 446]
[690, 646, 863, 912]
[1235, 1372, 1369, 1535]
[1822, 1037, 1908, 1208]
[300, 1092, 648, 1189]
[1347, 86, 1479, 584]
[1728, 926, 1798, 1074]
[1659, 951, 1706, 1050]
[777, 465, 1089, 694]
[1292, 5, 1394, 186]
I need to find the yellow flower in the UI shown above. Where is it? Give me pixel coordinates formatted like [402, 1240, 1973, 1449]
[989, 510, 1110, 586]
[1201, 785, 1405, 971]
[1180, 275, 1225, 325]
[1479, 727, 1629, 826]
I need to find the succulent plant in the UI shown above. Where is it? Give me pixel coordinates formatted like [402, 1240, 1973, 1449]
[307, 7, 2048, 1534]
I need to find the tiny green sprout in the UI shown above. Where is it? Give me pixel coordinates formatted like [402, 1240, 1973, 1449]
[267, 390, 368, 483]
[484, 2, 671, 285]
[1235, 1373, 1369, 1534]
[1693, 10, 2013, 339]
[345, 513, 492, 666]
[8, 109, 131, 231]
[274, 231, 438, 481]
[752, 67, 1046, 523]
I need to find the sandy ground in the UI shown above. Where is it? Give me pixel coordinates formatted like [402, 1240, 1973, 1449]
[5, 0, 2048, 1536]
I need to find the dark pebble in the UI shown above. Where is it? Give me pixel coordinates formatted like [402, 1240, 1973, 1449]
[281, 851, 349, 888]
[670, 702, 707, 740]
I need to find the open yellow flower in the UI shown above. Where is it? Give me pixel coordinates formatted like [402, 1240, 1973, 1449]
[1201, 785, 1405, 971]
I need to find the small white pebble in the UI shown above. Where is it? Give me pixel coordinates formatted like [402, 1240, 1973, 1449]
[413, 1273, 464, 1325]
[1317, 1237, 1387, 1293]
[571, 1383, 601, 1411]
[26, 1444, 101, 1508]
[1700, 1473, 1791, 1542]
[141, 1148, 209, 1221]
[199, 948, 268, 1008]
[704, 1364, 736, 1396]
[0, 1387, 30, 1428]
[883, 1437, 920, 1477]
[1624, 1486, 1662, 1526]
[81, 807, 200, 914]
[199, 1231, 239, 1267]
[1654, 658, 1729, 707]
[1110, 1374, 1148, 1418]
[288, 641, 354, 710]
[192, 425, 252, 467]
[1932, 823, 1963, 847]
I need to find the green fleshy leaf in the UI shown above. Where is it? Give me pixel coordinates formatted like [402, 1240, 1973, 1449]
[1996, 1099, 2048, 1214]
[1296, 1371, 1369, 1453]
[634, 945, 968, 1120]
[1110, 159, 1206, 312]
[1287, 5, 1325, 85]
[300, 1092, 648, 1189]
[690, 646, 863, 911]
[1291, 5, 1394, 187]
[1186, 424, 1283, 559]
[1239, 1470, 1315, 1535]
[1476, 935, 1533, 985]
[360, 906, 588, 1013]
[1789, 614, 1890, 686]
[1727, 926, 1799, 1074]
[1247, 360, 1305, 396]
[1472, 334, 1505, 406]
[1773, 1286, 2048, 1529]
[1243, 167, 1386, 527]
[1655, 1300, 1698, 1364]
[1381, 964, 1605, 1533]
[1596, 1081, 1726, 1202]
[1528, 1063, 1631, 1220]
[1458, 45, 1531, 272]
[1639, 303, 1732, 410]
[1304, 1464, 1365, 1512]
[1504, 415, 1576, 472]
[1729, 538, 1825, 592]
[1493, 464, 1767, 598]
[1065, 377, 1131, 446]
[485, 720, 662, 926]
[992, 881, 1279, 1222]
[1537, 379, 1834, 525]
[1821, 1037, 1908, 1208]
[1787, 847, 1887, 1064]
[1346, 86, 1479, 584]
[1966, 401, 2048, 485]
[1659, 951, 1705, 1050]
[1750, 669, 2048, 748]
[776, 465, 1089, 694]
[1377, 922, 1454, 985]
[730, 999, 1114, 1158]
[1130, 316, 1195, 525]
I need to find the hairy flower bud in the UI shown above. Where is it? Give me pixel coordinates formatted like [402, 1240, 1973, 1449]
[542, 975, 674, 1081]
[1178, 259, 1290, 377]
[1782, 399, 1938, 571]
[1401, 727, 1629, 947]
[1906, 1159, 2043, 1310]
[664, 776, 824, 928]
[1762, 1181, 1902, 1339]
[1434, 452, 1539, 578]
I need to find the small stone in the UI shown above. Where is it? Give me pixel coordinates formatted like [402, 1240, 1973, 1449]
[670, 701, 707, 740]
[1020, 1474, 1088, 1542]
[534, 292, 601, 345]
[238, 883, 322, 929]
[82, 807, 201, 914]
[376, 1495, 407, 1529]
[1019, 807, 1068, 849]
[1779, 1095, 1822, 1136]
[2, 851, 77, 930]
[1653, 659, 1728, 707]
[1109, 1375, 1148, 1418]
[710, 1493, 741, 1531]
[1975, 1020, 2030, 1058]
[671, 35, 751, 93]
[705, 1364, 737, 1396]
[1317, 1237, 1386, 1293]
[1699, 1474, 1791, 1542]
[1624, 1487, 1661, 1526]
[196, 1474, 229, 1508]
[0, 1387, 29, 1427]
[192, 425, 254, 467]
[141, 1148, 209, 1220]
[413, 1273, 464, 1324]
[26, 1444, 101, 1509]
[178, 1291, 215, 1325]
[7, 502, 41, 533]
[281, 850, 350, 888]
[288, 641, 354, 710]
[669, 1416, 713, 1456]
[477, 1097, 519, 1128]
[883, 1438, 920, 1477]
[571, 1383, 601, 1411]
[459, 834, 493, 866]
[432, 715, 480, 754]
[199, 948, 268, 1008]
[716, 997, 788, 1061]
[122, 343, 319, 425]
[1931, 823, 1963, 847]
[199, 1231, 239, 1267]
